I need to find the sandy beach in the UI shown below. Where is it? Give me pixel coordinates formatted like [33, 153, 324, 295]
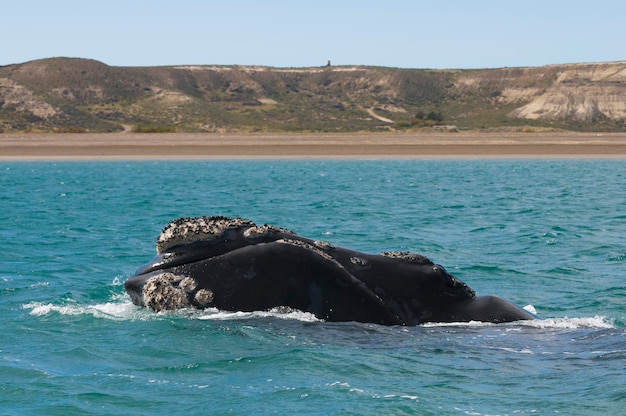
[2, 132, 626, 160]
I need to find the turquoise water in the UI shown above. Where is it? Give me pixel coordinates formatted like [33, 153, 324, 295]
[1, 159, 625, 415]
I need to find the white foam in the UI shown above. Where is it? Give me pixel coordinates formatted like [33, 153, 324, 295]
[421, 320, 496, 328]
[422, 315, 614, 329]
[23, 296, 152, 321]
[23, 296, 614, 330]
[194, 307, 320, 323]
[499, 347, 535, 354]
[24, 298, 321, 323]
[518, 316, 614, 329]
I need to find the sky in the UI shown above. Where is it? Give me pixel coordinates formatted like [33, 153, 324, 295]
[3, 0, 625, 69]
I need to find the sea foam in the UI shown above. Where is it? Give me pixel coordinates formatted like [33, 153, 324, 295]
[23, 296, 150, 321]
[23, 298, 613, 329]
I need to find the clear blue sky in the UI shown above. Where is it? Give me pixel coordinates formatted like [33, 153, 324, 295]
[4, 0, 625, 69]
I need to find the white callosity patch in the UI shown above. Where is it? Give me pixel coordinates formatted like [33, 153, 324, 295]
[243, 224, 294, 241]
[194, 289, 214, 307]
[349, 256, 369, 267]
[178, 276, 197, 292]
[156, 216, 256, 254]
[276, 238, 335, 262]
[313, 240, 335, 250]
[142, 273, 191, 311]
[142, 272, 214, 312]
[380, 251, 433, 265]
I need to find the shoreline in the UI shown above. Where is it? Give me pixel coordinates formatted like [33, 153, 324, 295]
[2, 132, 626, 160]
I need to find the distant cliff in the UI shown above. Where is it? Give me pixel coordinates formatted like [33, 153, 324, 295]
[1, 57, 625, 132]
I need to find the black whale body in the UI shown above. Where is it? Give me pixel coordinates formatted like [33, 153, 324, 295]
[124, 216, 536, 325]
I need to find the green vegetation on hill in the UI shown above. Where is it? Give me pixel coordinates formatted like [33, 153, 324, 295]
[0, 57, 625, 133]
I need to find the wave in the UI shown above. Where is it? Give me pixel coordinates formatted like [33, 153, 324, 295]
[23, 295, 152, 321]
[422, 315, 614, 329]
[23, 298, 614, 329]
[193, 307, 320, 322]
[518, 315, 614, 329]
[22, 298, 320, 323]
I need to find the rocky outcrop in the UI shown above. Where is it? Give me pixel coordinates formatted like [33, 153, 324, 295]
[508, 62, 626, 122]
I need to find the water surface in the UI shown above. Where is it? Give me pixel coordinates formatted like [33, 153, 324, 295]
[1, 160, 625, 415]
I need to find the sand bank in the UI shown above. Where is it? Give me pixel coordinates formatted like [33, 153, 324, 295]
[2, 132, 626, 160]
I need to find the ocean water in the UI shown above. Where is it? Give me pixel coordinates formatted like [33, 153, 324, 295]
[1, 159, 625, 415]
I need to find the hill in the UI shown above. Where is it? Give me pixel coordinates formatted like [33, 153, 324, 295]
[1, 57, 625, 133]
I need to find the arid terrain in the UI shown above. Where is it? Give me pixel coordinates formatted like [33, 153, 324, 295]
[1, 58, 625, 133]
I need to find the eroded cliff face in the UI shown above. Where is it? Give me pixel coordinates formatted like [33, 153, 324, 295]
[507, 63, 626, 121]
[452, 62, 626, 124]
